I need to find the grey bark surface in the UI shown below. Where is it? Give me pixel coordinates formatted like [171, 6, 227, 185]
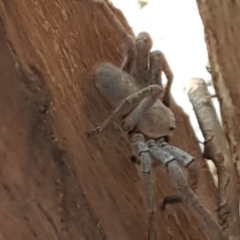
[196, 0, 240, 204]
[187, 78, 240, 239]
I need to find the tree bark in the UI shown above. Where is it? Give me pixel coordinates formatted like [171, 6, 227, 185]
[196, 0, 240, 202]
[0, 0, 221, 239]
[187, 78, 240, 239]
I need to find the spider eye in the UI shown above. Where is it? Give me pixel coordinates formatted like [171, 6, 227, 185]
[169, 127, 175, 131]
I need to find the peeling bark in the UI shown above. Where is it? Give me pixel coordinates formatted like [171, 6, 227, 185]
[187, 78, 240, 239]
[196, 0, 240, 204]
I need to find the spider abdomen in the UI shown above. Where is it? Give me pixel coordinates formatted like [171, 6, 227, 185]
[94, 62, 139, 110]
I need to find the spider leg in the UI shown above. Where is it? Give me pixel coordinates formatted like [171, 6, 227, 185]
[156, 140, 198, 190]
[147, 140, 182, 210]
[149, 50, 162, 86]
[130, 133, 156, 239]
[148, 139, 175, 166]
[131, 133, 154, 212]
[149, 50, 174, 107]
[93, 0, 136, 73]
[135, 32, 153, 84]
[88, 84, 162, 135]
[149, 140, 225, 238]
[122, 90, 162, 132]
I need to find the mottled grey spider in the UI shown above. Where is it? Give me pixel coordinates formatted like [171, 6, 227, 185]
[88, 0, 197, 238]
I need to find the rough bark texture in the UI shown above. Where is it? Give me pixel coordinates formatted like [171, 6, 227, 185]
[187, 78, 240, 239]
[0, 0, 220, 239]
[196, 0, 240, 201]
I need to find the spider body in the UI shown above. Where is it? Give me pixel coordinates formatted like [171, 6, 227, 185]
[88, 1, 197, 239]
[94, 62, 175, 139]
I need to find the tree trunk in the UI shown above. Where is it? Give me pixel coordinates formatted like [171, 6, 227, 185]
[195, 0, 240, 238]
[187, 78, 240, 239]
[196, 0, 240, 200]
[0, 0, 221, 239]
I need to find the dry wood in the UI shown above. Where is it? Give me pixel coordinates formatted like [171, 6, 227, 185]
[196, 0, 240, 211]
[186, 77, 240, 240]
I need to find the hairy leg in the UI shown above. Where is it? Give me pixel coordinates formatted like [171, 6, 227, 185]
[93, 0, 136, 73]
[88, 84, 162, 135]
[156, 140, 198, 190]
[130, 133, 155, 240]
[147, 139, 175, 166]
[148, 140, 227, 239]
[121, 88, 162, 132]
[149, 50, 174, 107]
[149, 50, 162, 86]
[147, 140, 182, 210]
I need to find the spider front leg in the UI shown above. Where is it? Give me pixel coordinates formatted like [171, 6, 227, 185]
[122, 89, 162, 132]
[88, 84, 162, 135]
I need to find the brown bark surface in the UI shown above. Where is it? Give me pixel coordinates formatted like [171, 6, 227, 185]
[0, 0, 220, 239]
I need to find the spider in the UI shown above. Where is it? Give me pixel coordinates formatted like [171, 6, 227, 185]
[88, 0, 197, 238]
